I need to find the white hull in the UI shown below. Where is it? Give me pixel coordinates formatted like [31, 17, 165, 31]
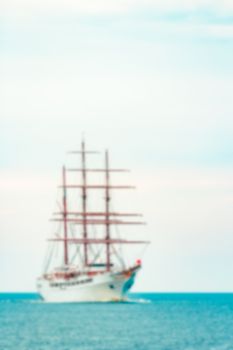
[37, 267, 139, 303]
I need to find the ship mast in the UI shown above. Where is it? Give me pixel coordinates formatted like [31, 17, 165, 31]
[105, 150, 111, 271]
[81, 140, 88, 266]
[52, 142, 148, 271]
[62, 166, 69, 265]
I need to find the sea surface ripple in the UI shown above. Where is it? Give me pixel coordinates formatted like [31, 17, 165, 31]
[0, 293, 233, 350]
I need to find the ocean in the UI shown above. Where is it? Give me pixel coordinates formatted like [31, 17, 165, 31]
[0, 293, 233, 350]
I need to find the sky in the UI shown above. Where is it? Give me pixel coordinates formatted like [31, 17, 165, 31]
[0, 0, 233, 292]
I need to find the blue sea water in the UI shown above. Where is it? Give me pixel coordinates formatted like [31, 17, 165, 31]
[0, 293, 233, 350]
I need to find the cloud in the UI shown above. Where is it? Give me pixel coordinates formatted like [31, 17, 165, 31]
[1, 166, 233, 291]
[1, 0, 233, 293]
[205, 24, 233, 38]
[135, 167, 233, 192]
[2, 0, 233, 18]
[2, 0, 233, 44]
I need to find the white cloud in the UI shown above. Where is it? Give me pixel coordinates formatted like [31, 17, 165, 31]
[135, 167, 233, 191]
[2, 0, 233, 19]
[1, 166, 233, 291]
[1, 0, 233, 292]
[205, 24, 233, 38]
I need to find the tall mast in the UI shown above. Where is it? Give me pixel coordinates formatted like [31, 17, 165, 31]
[53, 144, 148, 269]
[81, 140, 88, 266]
[105, 150, 111, 271]
[62, 166, 69, 265]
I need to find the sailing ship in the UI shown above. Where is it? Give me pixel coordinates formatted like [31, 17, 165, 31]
[37, 141, 149, 302]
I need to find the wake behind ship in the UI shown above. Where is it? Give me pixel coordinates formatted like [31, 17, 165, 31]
[37, 141, 149, 302]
